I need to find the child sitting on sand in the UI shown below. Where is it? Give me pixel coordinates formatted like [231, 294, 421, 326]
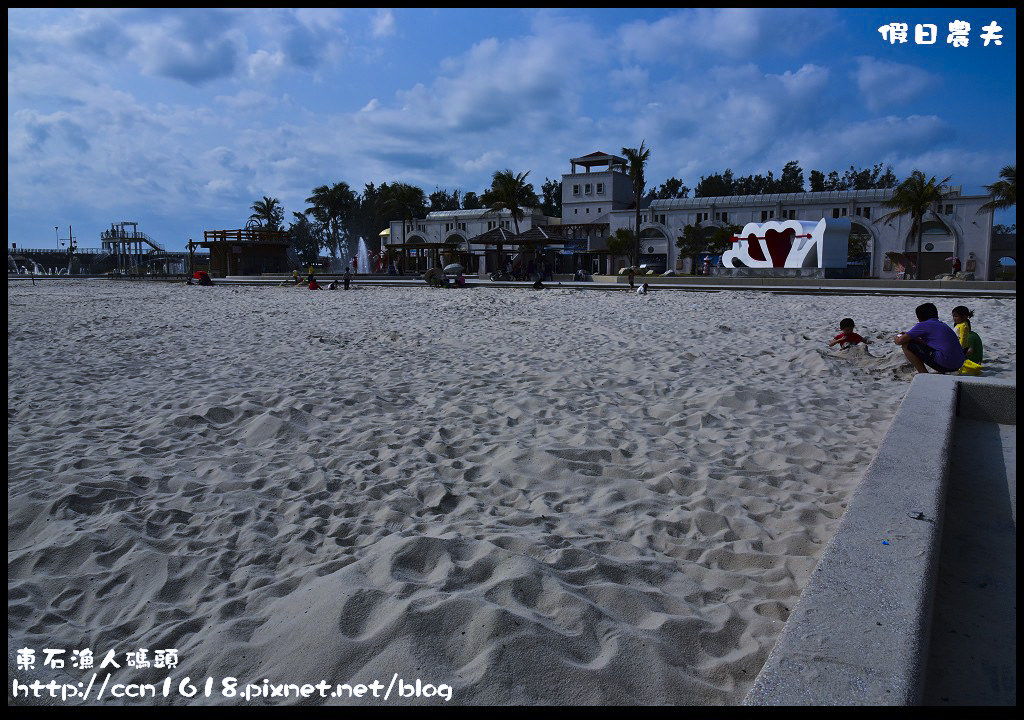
[636, 283, 649, 295]
[894, 303, 964, 374]
[828, 318, 871, 349]
[952, 305, 984, 375]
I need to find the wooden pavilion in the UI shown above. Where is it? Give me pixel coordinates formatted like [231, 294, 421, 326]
[201, 228, 291, 276]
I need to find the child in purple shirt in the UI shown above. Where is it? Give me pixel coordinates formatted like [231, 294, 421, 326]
[893, 302, 965, 374]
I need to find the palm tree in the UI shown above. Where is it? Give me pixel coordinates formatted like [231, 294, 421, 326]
[607, 228, 634, 273]
[979, 164, 1016, 212]
[305, 183, 355, 260]
[622, 141, 651, 267]
[382, 183, 428, 271]
[484, 169, 533, 269]
[876, 170, 952, 279]
[249, 196, 284, 231]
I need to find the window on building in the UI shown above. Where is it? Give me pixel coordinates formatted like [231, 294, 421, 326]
[761, 211, 769, 222]
[573, 185, 580, 195]
[598, 208, 602, 214]
[841, 208, 847, 217]
[585, 183, 592, 194]
[770, 210, 774, 219]
[596, 183, 604, 194]
[832, 208, 841, 218]
[863, 207, 871, 219]
[574, 209, 578, 215]
[721, 212, 728, 222]
[945, 204, 954, 215]
[855, 208, 861, 216]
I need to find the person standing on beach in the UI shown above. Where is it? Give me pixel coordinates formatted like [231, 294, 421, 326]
[343, 267, 352, 290]
[628, 267, 635, 290]
[894, 303, 964, 374]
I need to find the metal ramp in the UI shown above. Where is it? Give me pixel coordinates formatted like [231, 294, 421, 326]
[101, 221, 165, 273]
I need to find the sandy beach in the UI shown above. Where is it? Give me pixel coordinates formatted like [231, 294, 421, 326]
[7, 280, 1017, 705]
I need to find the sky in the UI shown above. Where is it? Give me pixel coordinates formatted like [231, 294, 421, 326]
[7, 8, 1017, 252]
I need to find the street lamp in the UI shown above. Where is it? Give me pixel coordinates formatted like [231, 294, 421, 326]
[55, 226, 59, 250]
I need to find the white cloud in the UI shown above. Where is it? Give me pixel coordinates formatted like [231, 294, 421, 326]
[618, 9, 839, 64]
[247, 49, 286, 79]
[852, 56, 938, 112]
[371, 9, 396, 39]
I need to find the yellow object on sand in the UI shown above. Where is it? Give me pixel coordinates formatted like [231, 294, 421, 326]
[958, 359, 983, 376]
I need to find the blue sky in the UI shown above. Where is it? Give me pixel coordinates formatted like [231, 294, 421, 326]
[7, 8, 1017, 252]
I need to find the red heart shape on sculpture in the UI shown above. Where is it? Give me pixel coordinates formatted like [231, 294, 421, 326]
[763, 229, 794, 268]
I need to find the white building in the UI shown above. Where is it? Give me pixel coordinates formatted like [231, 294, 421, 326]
[605, 186, 996, 279]
[386, 206, 558, 274]
[384, 151, 997, 280]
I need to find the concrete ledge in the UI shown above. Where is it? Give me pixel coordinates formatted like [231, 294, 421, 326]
[957, 377, 1016, 424]
[744, 374, 1016, 705]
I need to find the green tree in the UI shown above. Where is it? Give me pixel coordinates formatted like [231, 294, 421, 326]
[876, 170, 953, 279]
[249, 196, 284, 231]
[778, 161, 805, 193]
[675, 223, 737, 274]
[350, 182, 391, 255]
[979, 164, 1016, 212]
[607, 228, 634, 268]
[383, 182, 428, 249]
[655, 177, 690, 199]
[483, 169, 535, 235]
[695, 169, 734, 198]
[621, 140, 651, 265]
[540, 178, 562, 217]
[462, 191, 482, 210]
[808, 169, 826, 192]
[429, 188, 462, 212]
[287, 211, 321, 266]
[483, 169, 535, 268]
[733, 171, 776, 196]
[305, 182, 356, 260]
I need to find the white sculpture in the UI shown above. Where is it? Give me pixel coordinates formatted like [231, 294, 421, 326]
[721, 217, 850, 269]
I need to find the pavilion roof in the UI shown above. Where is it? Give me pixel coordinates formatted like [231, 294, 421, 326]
[465, 227, 519, 245]
[513, 226, 565, 245]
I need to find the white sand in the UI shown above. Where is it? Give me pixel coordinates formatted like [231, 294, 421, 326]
[7, 280, 1016, 705]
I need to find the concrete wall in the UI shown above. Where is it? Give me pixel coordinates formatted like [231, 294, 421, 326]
[745, 375, 1016, 705]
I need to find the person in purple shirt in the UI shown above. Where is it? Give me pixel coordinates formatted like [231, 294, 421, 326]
[893, 302, 965, 374]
